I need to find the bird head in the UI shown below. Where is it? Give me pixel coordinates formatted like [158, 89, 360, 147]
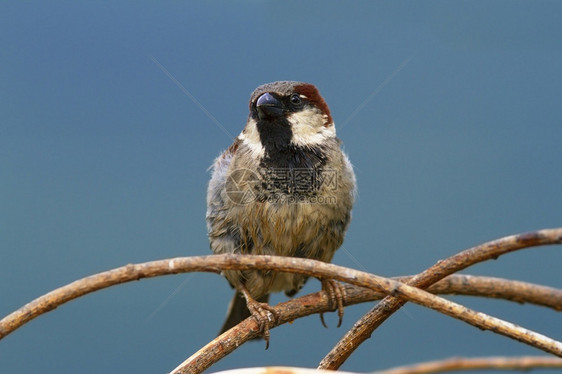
[239, 81, 336, 157]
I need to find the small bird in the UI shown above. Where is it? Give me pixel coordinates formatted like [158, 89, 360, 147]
[206, 81, 356, 346]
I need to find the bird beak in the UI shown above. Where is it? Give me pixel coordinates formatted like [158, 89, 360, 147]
[256, 92, 284, 119]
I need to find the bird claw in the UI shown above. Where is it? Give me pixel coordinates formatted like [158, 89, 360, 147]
[320, 279, 346, 328]
[240, 287, 279, 349]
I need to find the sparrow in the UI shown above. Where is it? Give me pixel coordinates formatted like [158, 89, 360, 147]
[206, 81, 356, 346]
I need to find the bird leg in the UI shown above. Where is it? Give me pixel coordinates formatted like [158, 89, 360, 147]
[239, 286, 279, 349]
[319, 279, 346, 328]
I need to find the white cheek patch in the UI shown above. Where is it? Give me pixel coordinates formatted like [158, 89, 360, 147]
[288, 109, 336, 147]
[238, 118, 265, 158]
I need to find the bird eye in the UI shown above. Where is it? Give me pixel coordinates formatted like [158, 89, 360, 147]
[290, 94, 303, 106]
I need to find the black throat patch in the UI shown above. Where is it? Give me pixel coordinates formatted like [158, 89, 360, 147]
[256, 117, 327, 170]
[256, 117, 329, 196]
[256, 117, 292, 156]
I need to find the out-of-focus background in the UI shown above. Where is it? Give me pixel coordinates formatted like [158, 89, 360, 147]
[1, 2, 561, 373]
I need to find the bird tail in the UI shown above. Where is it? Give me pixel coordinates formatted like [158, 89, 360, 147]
[219, 291, 269, 335]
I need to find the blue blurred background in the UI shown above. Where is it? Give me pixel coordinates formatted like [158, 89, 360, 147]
[1, 2, 561, 373]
